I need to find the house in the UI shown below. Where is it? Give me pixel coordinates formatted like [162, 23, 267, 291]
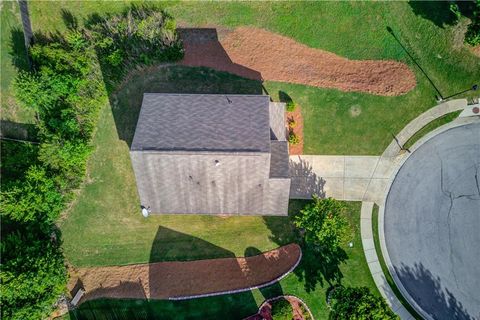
[130, 93, 290, 215]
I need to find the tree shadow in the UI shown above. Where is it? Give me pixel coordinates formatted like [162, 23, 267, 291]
[8, 27, 30, 72]
[289, 156, 326, 199]
[244, 247, 283, 300]
[0, 120, 38, 142]
[408, 1, 477, 29]
[408, 1, 459, 28]
[61, 8, 78, 31]
[394, 262, 476, 320]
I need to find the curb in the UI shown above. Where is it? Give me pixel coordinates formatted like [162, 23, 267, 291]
[168, 245, 303, 301]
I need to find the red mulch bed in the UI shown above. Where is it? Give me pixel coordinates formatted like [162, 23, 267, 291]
[68, 244, 301, 303]
[180, 27, 416, 96]
[287, 105, 304, 155]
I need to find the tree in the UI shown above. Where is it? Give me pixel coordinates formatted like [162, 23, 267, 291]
[329, 286, 398, 320]
[0, 222, 67, 320]
[293, 197, 350, 253]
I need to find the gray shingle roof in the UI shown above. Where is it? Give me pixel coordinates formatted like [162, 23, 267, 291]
[131, 94, 271, 153]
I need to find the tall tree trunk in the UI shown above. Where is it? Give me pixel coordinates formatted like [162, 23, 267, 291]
[18, 0, 33, 68]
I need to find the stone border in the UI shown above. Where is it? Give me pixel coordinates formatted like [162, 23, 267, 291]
[168, 247, 302, 301]
[243, 295, 315, 320]
[377, 117, 480, 320]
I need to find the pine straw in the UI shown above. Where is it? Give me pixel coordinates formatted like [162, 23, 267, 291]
[181, 27, 416, 96]
[68, 243, 301, 303]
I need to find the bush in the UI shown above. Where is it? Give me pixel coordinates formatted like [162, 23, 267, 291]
[286, 100, 297, 112]
[271, 298, 294, 320]
[329, 286, 398, 319]
[294, 197, 350, 253]
[0, 221, 67, 320]
[288, 118, 296, 128]
[464, 0, 480, 46]
[86, 4, 184, 88]
[288, 131, 300, 145]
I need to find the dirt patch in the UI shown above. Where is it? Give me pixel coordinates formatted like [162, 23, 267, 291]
[245, 296, 314, 320]
[68, 243, 301, 303]
[181, 27, 416, 96]
[349, 104, 362, 117]
[472, 45, 480, 58]
[287, 105, 304, 155]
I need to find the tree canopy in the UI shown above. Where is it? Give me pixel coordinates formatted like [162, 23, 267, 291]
[329, 286, 398, 320]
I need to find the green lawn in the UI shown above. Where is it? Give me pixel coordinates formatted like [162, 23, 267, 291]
[3, 2, 479, 318]
[3, 1, 479, 153]
[63, 201, 376, 320]
[403, 110, 462, 150]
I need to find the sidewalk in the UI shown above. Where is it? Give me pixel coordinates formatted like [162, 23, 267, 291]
[289, 155, 401, 203]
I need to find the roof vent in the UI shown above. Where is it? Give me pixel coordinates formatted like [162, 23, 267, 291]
[215, 160, 221, 167]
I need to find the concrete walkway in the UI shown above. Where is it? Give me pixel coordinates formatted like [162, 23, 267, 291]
[289, 155, 402, 203]
[361, 202, 414, 320]
[382, 99, 467, 157]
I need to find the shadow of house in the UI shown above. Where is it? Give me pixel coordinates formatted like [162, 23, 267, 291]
[244, 247, 284, 299]
[289, 157, 326, 199]
[394, 262, 476, 320]
[179, 28, 263, 81]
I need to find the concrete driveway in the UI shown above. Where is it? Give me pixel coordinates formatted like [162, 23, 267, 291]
[384, 122, 480, 320]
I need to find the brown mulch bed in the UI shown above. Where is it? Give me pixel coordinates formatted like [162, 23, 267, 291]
[244, 296, 313, 320]
[68, 243, 301, 303]
[287, 105, 304, 155]
[180, 27, 416, 96]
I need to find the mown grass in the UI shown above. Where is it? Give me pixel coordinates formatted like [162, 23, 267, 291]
[403, 110, 462, 150]
[372, 205, 422, 320]
[64, 201, 376, 320]
[3, 1, 479, 154]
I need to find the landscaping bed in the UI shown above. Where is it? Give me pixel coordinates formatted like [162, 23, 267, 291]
[68, 244, 301, 302]
[181, 27, 416, 96]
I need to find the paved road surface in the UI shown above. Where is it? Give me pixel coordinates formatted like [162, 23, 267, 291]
[384, 123, 480, 320]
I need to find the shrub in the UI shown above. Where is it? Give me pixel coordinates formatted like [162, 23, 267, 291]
[294, 197, 350, 253]
[271, 298, 294, 320]
[286, 100, 297, 112]
[0, 221, 67, 320]
[288, 118, 296, 128]
[288, 131, 300, 145]
[86, 4, 184, 88]
[329, 286, 398, 319]
[464, 0, 480, 46]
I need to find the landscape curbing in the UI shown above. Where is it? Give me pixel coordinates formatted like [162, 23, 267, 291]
[168, 247, 303, 301]
[242, 295, 315, 320]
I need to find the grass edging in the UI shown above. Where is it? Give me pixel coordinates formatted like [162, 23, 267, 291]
[403, 111, 461, 150]
[371, 204, 422, 320]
